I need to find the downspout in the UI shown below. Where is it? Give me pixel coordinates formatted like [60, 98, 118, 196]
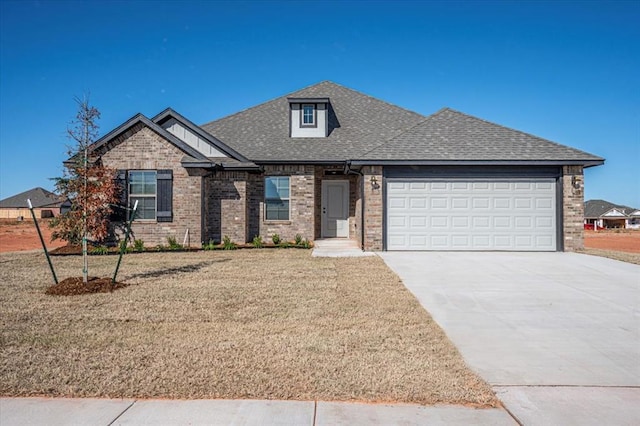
[345, 161, 365, 251]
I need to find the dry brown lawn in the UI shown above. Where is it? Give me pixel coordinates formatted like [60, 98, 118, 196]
[579, 248, 640, 265]
[0, 250, 497, 406]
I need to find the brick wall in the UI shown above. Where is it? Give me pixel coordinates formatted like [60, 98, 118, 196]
[257, 165, 315, 242]
[362, 166, 383, 251]
[562, 165, 585, 251]
[203, 171, 248, 243]
[100, 124, 202, 247]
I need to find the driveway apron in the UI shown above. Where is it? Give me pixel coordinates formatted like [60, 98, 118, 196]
[379, 252, 640, 425]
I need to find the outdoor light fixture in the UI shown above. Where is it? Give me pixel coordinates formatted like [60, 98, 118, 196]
[370, 176, 380, 190]
[571, 175, 581, 189]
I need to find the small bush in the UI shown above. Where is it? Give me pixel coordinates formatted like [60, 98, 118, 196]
[301, 238, 312, 249]
[90, 245, 109, 255]
[271, 233, 281, 245]
[294, 234, 303, 245]
[202, 239, 217, 251]
[133, 239, 145, 252]
[118, 240, 132, 253]
[222, 235, 237, 250]
[167, 236, 183, 250]
[279, 241, 291, 249]
[252, 235, 264, 248]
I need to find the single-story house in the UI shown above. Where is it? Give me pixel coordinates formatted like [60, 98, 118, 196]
[85, 81, 604, 251]
[584, 199, 640, 230]
[0, 187, 64, 220]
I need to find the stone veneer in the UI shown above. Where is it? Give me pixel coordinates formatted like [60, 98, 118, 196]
[99, 124, 202, 246]
[562, 165, 585, 251]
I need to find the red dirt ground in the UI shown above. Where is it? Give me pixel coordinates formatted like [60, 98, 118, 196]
[0, 220, 67, 253]
[584, 230, 640, 253]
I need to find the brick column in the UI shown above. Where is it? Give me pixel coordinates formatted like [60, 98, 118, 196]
[363, 166, 383, 251]
[562, 165, 584, 251]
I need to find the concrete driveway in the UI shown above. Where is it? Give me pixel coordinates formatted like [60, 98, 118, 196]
[379, 252, 640, 425]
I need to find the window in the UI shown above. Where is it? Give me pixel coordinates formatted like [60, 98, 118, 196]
[116, 169, 173, 222]
[301, 104, 315, 126]
[129, 171, 157, 220]
[265, 176, 290, 220]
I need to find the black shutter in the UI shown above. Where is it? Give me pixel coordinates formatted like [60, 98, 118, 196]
[112, 169, 128, 221]
[156, 169, 173, 222]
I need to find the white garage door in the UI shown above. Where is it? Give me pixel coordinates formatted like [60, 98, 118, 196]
[386, 179, 557, 251]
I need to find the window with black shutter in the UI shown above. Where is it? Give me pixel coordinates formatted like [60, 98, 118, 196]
[118, 169, 173, 222]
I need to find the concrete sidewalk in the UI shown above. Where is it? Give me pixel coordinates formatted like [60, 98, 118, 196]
[0, 397, 517, 425]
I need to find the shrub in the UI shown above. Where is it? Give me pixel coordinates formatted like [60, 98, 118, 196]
[90, 245, 109, 255]
[279, 241, 291, 249]
[202, 239, 217, 250]
[133, 239, 145, 252]
[252, 235, 264, 248]
[301, 238, 312, 249]
[294, 234, 303, 245]
[271, 233, 281, 245]
[167, 235, 183, 250]
[222, 235, 237, 250]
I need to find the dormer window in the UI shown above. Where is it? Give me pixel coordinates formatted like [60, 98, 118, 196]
[288, 97, 329, 138]
[301, 104, 316, 127]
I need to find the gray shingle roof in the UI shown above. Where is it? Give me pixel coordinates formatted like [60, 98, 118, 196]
[201, 82, 603, 166]
[584, 199, 637, 218]
[357, 108, 604, 164]
[201, 81, 425, 162]
[0, 187, 63, 209]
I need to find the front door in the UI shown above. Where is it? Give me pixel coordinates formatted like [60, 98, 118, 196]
[321, 180, 349, 238]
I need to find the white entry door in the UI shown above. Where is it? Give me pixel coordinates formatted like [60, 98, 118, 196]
[322, 180, 349, 238]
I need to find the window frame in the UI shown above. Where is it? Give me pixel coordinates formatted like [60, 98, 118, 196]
[128, 170, 157, 221]
[264, 176, 291, 221]
[300, 103, 317, 128]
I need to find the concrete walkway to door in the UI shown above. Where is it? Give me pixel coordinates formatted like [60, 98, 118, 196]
[379, 252, 640, 425]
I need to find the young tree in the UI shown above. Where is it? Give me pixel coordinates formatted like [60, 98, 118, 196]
[50, 96, 119, 283]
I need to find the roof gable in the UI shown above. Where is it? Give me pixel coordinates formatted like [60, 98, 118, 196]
[152, 108, 250, 162]
[356, 108, 605, 165]
[0, 187, 63, 209]
[89, 113, 209, 161]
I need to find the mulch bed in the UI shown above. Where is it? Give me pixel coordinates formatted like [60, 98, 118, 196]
[45, 277, 128, 296]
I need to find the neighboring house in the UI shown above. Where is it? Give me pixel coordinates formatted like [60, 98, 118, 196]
[584, 199, 640, 230]
[84, 81, 604, 251]
[0, 187, 64, 219]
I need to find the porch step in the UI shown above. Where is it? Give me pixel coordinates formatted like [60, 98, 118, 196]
[312, 239, 375, 258]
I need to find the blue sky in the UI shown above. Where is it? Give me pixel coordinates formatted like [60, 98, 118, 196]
[1, 0, 638, 207]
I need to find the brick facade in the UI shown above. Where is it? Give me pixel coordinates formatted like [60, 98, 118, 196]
[100, 124, 202, 247]
[203, 171, 248, 244]
[99, 127, 584, 253]
[562, 165, 585, 251]
[257, 165, 315, 243]
[362, 166, 383, 251]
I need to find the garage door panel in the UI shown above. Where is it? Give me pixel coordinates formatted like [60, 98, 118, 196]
[386, 178, 556, 251]
[430, 198, 448, 209]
